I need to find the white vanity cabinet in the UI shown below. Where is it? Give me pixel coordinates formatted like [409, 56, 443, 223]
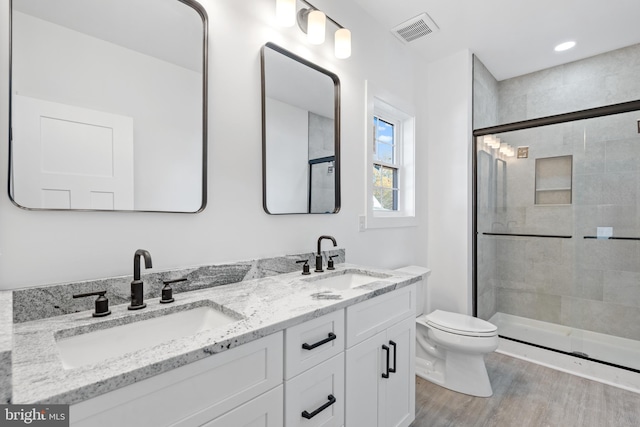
[70, 332, 283, 427]
[345, 285, 416, 427]
[68, 283, 416, 427]
[284, 309, 345, 427]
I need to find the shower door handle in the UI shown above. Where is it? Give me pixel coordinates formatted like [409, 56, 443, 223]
[382, 344, 390, 378]
[389, 340, 397, 374]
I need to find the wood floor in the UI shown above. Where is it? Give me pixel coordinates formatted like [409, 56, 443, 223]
[411, 352, 640, 427]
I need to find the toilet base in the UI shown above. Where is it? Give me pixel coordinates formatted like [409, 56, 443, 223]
[416, 352, 493, 397]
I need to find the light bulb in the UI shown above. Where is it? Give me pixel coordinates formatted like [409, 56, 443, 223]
[335, 28, 351, 59]
[307, 10, 326, 45]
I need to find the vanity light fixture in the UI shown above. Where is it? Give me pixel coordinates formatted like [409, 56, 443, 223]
[506, 145, 515, 157]
[484, 135, 515, 157]
[278, 0, 351, 58]
[491, 137, 501, 150]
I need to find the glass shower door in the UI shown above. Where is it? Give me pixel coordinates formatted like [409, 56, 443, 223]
[475, 107, 640, 372]
[570, 110, 640, 371]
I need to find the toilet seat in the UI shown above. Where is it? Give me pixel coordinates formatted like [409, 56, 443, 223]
[423, 310, 497, 337]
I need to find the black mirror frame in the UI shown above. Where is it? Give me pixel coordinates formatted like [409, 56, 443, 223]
[260, 42, 341, 215]
[7, 0, 209, 213]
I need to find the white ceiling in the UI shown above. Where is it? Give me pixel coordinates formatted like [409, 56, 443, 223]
[351, 0, 640, 81]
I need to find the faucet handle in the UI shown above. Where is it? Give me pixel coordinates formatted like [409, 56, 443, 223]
[296, 259, 311, 275]
[160, 278, 187, 304]
[73, 290, 111, 317]
[327, 255, 338, 270]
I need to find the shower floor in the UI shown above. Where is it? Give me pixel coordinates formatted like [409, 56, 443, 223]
[489, 312, 640, 374]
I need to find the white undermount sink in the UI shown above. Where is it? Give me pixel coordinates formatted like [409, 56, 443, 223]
[55, 305, 242, 369]
[307, 270, 390, 291]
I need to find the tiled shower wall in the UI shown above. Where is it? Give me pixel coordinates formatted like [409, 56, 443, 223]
[474, 43, 640, 340]
[498, 44, 640, 124]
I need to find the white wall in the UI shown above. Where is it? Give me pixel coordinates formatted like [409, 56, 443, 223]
[0, 0, 429, 290]
[423, 50, 474, 315]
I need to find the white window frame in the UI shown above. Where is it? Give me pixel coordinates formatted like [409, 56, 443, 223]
[364, 81, 417, 229]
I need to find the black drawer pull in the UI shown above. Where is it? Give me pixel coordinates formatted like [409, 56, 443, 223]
[382, 344, 390, 378]
[302, 332, 337, 350]
[301, 394, 336, 419]
[389, 340, 397, 374]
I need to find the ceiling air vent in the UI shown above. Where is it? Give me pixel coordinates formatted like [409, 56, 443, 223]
[392, 13, 439, 43]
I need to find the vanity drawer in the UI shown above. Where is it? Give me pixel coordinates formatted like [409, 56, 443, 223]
[345, 284, 415, 348]
[202, 385, 283, 427]
[71, 332, 283, 427]
[284, 309, 344, 380]
[284, 353, 344, 427]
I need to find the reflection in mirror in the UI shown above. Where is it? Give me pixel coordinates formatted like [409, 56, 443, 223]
[9, 0, 207, 212]
[495, 159, 507, 212]
[261, 42, 340, 214]
[477, 151, 493, 214]
[495, 158, 506, 212]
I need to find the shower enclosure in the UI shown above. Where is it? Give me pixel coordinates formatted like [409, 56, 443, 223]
[474, 100, 640, 372]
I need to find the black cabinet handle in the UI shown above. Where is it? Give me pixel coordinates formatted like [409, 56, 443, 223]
[382, 344, 390, 378]
[302, 332, 337, 350]
[301, 394, 336, 419]
[389, 340, 397, 374]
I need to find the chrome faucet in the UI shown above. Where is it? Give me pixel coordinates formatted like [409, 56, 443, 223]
[315, 235, 337, 272]
[129, 249, 152, 310]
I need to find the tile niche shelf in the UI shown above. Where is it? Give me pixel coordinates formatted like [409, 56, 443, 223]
[535, 155, 572, 205]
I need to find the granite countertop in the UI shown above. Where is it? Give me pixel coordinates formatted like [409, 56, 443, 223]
[0, 291, 12, 403]
[11, 264, 420, 404]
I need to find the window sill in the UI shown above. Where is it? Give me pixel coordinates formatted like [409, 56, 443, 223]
[365, 214, 418, 229]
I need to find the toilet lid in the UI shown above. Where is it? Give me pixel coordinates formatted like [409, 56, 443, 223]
[425, 310, 497, 337]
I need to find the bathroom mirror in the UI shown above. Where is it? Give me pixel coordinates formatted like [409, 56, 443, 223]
[9, 0, 208, 212]
[261, 42, 341, 214]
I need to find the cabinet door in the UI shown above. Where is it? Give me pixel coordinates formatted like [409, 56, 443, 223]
[345, 285, 415, 348]
[285, 353, 345, 427]
[202, 385, 283, 427]
[345, 330, 386, 427]
[71, 333, 283, 427]
[380, 316, 415, 427]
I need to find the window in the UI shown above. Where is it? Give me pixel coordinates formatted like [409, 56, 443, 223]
[373, 116, 399, 211]
[365, 81, 416, 229]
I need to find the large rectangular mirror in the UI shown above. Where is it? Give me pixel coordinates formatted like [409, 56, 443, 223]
[9, 0, 208, 212]
[261, 42, 340, 214]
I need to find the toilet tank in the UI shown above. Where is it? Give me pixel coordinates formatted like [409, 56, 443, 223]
[394, 266, 431, 316]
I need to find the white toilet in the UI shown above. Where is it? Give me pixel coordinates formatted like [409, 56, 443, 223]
[395, 266, 498, 398]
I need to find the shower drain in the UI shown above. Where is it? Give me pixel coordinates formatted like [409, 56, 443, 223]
[571, 351, 589, 358]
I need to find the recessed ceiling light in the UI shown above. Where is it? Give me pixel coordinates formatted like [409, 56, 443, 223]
[554, 41, 576, 52]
